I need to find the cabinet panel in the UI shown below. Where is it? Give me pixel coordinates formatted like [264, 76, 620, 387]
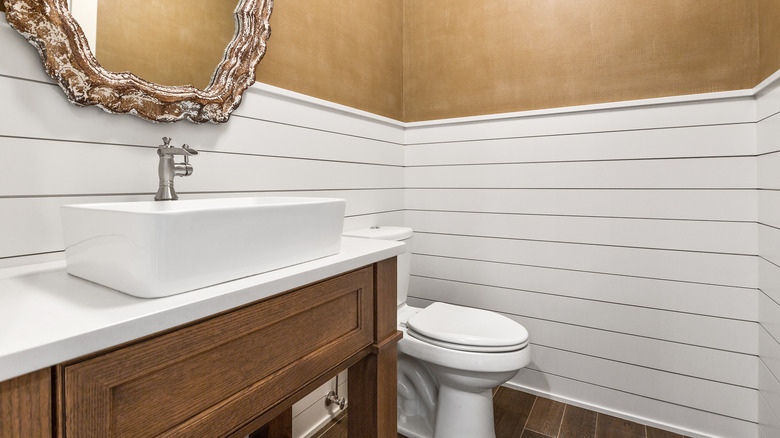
[63, 267, 374, 438]
[0, 369, 51, 438]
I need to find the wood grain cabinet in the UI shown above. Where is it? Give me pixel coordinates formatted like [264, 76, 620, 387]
[0, 258, 400, 438]
[0, 369, 51, 437]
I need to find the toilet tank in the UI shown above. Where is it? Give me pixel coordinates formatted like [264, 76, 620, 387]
[343, 226, 412, 306]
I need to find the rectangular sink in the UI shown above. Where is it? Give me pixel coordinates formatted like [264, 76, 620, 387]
[61, 197, 346, 298]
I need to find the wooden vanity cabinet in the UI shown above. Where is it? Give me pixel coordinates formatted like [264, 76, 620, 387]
[0, 258, 399, 438]
[0, 369, 51, 437]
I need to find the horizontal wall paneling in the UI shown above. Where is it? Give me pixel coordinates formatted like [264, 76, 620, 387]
[412, 232, 757, 289]
[406, 123, 756, 166]
[409, 277, 757, 354]
[406, 157, 756, 189]
[406, 210, 757, 255]
[406, 188, 757, 222]
[411, 254, 757, 321]
[404, 94, 756, 145]
[526, 344, 756, 421]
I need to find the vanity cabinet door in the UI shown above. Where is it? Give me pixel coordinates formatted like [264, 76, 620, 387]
[61, 267, 374, 438]
[0, 369, 51, 438]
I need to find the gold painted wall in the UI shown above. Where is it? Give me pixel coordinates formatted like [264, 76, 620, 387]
[254, 0, 404, 121]
[3, 1, 778, 122]
[403, 0, 759, 122]
[760, 0, 780, 82]
[95, 0, 235, 89]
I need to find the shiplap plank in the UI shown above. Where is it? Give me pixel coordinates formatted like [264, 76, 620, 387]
[406, 210, 757, 255]
[526, 344, 756, 421]
[343, 211, 405, 233]
[412, 232, 758, 288]
[759, 191, 780, 230]
[406, 188, 757, 222]
[761, 326, 780, 386]
[406, 157, 755, 189]
[510, 369, 757, 438]
[0, 190, 403, 259]
[239, 84, 405, 144]
[760, 393, 780, 438]
[516, 316, 757, 389]
[196, 114, 404, 165]
[405, 124, 755, 166]
[759, 153, 780, 191]
[404, 96, 756, 145]
[762, 293, 780, 350]
[760, 226, 780, 271]
[0, 74, 232, 145]
[761, 361, 780, 430]
[0, 139, 402, 197]
[760, 258, 780, 306]
[409, 277, 758, 354]
[412, 254, 757, 321]
[758, 111, 780, 154]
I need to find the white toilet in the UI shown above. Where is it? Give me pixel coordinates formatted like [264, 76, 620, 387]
[343, 227, 530, 438]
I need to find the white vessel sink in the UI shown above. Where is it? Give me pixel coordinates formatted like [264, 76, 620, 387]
[61, 197, 346, 298]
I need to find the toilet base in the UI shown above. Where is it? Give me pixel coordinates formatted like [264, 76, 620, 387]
[398, 418, 433, 438]
[433, 385, 495, 438]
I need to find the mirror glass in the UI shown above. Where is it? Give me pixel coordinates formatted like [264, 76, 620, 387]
[69, 0, 237, 89]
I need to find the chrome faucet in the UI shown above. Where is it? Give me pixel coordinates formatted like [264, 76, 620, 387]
[155, 137, 198, 201]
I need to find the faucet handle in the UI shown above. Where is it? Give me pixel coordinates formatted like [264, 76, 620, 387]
[157, 138, 198, 157]
[181, 144, 198, 165]
[181, 144, 199, 156]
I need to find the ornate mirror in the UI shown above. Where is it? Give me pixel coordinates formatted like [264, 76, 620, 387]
[2, 0, 273, 123]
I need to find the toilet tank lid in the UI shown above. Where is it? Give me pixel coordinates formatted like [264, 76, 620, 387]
[343, 226, 413, 241]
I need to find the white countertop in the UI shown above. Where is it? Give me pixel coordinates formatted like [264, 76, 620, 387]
[0, 237, 404, 382]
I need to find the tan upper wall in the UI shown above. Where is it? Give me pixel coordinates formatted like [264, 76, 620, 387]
[3, 1, 779, 122]
[403, 0, 759, 122]
[760, 0, 780, 82]
[254, 0, 404, 121]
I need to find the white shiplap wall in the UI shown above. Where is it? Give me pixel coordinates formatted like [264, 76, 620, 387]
[758, 73, 780, 438]
[404, 93, 761, 437]
[0, 16, 403, 438]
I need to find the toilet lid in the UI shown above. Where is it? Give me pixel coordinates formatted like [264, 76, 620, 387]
[406, 302, 529, 353]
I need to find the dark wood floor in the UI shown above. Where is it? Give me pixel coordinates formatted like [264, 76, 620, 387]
[312, 387, 689, 438]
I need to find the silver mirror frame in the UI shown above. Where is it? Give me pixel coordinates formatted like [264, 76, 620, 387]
[3, 0, 272, 124]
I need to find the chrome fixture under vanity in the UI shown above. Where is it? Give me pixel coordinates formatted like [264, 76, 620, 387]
[155, 137, 198, 201]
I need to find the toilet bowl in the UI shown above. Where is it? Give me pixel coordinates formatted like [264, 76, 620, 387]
[343, 227, 530, 438]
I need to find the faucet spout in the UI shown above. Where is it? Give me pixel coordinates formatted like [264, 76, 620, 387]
[155, 137, 197, 201]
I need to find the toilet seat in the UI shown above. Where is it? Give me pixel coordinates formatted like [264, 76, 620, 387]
[406, 302, 529, 353]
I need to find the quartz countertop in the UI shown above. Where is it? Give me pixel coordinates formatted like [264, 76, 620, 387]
[0, 237, 404, 382]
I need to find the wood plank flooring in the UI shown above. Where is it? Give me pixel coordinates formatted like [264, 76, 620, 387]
[312, 386, 689, 438]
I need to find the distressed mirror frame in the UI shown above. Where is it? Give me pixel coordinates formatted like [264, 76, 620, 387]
[2, 0, 272, 124]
